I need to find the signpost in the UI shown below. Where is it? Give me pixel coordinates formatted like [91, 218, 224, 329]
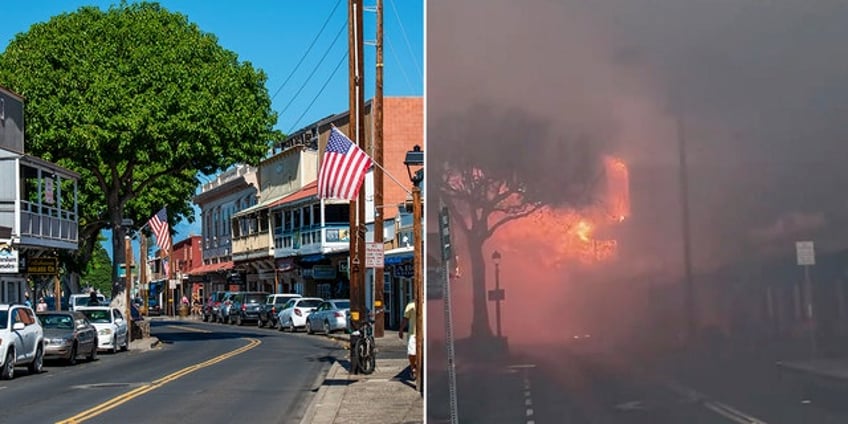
[796, 241, 816, 358]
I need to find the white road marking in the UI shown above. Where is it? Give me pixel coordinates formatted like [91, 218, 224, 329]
[511, 363, 538, 424]
[663, 378, 768, 423]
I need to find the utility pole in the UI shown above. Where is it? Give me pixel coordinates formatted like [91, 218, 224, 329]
[124, 235, 133, 345]
[678, 113, 696, 344]
[140, 234, 148, 316]
[372, 0, 385, 338]
[348, 0, 367, 354]
[412, 179, 423, 393]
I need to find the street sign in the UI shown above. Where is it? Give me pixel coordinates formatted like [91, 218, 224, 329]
[796, 241, 816, 266]
[488, 288, 505, 301]
[365, 242, 384, 268]
[27, 257, 58, 275]
[439, 206, 452, 261]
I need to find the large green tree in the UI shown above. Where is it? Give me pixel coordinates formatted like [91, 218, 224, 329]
[81, 238, 113, 295]
[0, 2, 279, 298]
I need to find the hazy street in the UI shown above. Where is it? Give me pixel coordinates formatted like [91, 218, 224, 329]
[428, 340, 848, 424]
[0, 320, 344, 424]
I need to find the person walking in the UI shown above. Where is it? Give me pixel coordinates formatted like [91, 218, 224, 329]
[398, 299, 417, 380]
[23, 292, 32, 308]
[36, 297, 48, 312]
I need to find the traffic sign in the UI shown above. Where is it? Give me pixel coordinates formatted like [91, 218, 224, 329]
[796, 241, 816, 266]
[365, 242, 384, 268]
[439, 206, 452, 261]
[488, 288, 505, 301]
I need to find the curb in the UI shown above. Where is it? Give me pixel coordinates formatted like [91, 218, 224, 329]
[299, 360, 344, 424]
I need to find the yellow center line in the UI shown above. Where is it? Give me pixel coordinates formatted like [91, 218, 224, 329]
[56, 337, 261, 424]
[165, 325, 212, 333]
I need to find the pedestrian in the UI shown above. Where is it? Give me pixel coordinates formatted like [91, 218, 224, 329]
[88, 290, 100, 306]
[398, 299, 417, 380]
[24, 292, 32, 308]
[36, 297, 48, 312]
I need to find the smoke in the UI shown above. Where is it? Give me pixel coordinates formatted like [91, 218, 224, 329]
[427, 0, 848, 349]
[429, 0, 848, 274]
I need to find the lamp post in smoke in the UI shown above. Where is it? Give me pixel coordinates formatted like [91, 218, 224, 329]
[489, 250, 504, 338]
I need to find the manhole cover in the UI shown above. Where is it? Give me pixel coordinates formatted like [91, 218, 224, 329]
[72, 382, 143, 389]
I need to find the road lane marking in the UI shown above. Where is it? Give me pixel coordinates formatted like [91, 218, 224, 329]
[56, 337, 260, 424]
[513, 364, 536, 424]
[662, 378, 768, 424]
[165, 325, 212, 334]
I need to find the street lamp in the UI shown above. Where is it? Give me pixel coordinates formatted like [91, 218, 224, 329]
[404, 145, 424, 394]
[491, 250, 503, 338]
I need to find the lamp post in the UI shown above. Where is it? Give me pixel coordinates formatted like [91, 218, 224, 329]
[491, 250, 503, 338]
[404, 145, 424, 394]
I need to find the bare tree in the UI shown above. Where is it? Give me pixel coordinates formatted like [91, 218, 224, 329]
[433, 104, 603, 339]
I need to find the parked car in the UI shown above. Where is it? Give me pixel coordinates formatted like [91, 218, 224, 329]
[276, 297, 323, 332]
[227, 292, 269, 326]
[37, 311, 98, 365]
[215, 292, 237, 324]
[76, 306, 128, 353]
[258, 293, 302, 328]
[69, 293, 107, 311]
[305, 299, 351, 335]
[202, 291, 226, 322]
[0, 304, 45, 380]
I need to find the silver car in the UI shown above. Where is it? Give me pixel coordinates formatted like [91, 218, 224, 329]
[305, 299, 350, 334]
[37, 311, 98, 365]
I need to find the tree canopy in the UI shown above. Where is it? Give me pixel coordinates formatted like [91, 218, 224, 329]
[0, 2, 280, 297]
[81, 239, 113, 295]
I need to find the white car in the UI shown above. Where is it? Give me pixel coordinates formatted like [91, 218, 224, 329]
[276, 297, 323, 332]
[70, 293, 107, 311]
[76, 306, 128, 353]
[0, 304, 45, 380]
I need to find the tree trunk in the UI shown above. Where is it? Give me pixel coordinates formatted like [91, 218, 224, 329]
[468, 233, 493, 339]
[110, 217, 126, 300]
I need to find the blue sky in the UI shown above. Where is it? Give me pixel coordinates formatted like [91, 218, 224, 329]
[0, 1, 423, 258]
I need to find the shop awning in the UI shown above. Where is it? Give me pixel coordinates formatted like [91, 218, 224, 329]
[268, 180, 319, 208]
[188, 261, 234, 276]
[299, 254, 326, 263]
[384, 246, 414, 265]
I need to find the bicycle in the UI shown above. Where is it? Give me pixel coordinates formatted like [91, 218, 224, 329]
[351, 310, 377, 374]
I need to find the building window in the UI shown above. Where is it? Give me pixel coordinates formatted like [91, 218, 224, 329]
[304, 206, 312, 228]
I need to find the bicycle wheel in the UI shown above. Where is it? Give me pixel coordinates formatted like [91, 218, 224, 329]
[355, 337, 376, 375]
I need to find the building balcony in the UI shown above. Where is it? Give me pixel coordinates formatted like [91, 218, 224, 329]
[0, 150, 79, 251]
[274, 223, 350, 258]
[231, 230, 273, 262]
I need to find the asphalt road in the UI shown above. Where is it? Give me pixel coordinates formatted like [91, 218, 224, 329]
[0, 319, 344, 424]
[428, 341, 848, 423]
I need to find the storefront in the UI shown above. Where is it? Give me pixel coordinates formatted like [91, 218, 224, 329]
[384, 247, 414, 330]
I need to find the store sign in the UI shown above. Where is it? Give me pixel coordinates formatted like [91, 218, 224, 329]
[27, 257, 58, 275]
[0, 243, 19, 273]
[44, 178, 55, 205]
[393, 262, 414, 278]
[325, 227, 350, 243]
[313, 265, 336, 280]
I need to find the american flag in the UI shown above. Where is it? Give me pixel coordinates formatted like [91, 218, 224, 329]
[162, 257, 170, 278]
[317, 127, 373, 200]
[147, 207, 172, 255]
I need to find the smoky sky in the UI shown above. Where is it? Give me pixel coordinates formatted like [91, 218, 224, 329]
[428, 0, 848, 275]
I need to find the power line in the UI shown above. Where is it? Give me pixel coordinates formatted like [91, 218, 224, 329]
[288, 51, 349, 133]
[388, 0, 422, 83]
[270, 0, 343, 101]
[279, 22, 347, 119]
[386, 37, 414, 94]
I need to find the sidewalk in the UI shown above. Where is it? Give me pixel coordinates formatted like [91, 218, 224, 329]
[299, 330, 424, 424]
[777, 358, 848, 381]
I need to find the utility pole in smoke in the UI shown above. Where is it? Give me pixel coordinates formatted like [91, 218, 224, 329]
[677, 109, 697, 344]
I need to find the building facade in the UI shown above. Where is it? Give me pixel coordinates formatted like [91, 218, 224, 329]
[190, 164, 258, 294]
[0, 86, 80, 304]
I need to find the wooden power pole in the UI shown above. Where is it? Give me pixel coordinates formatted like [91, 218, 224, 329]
[373, 0, 385, 338]
[348, 0, 367, 339]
